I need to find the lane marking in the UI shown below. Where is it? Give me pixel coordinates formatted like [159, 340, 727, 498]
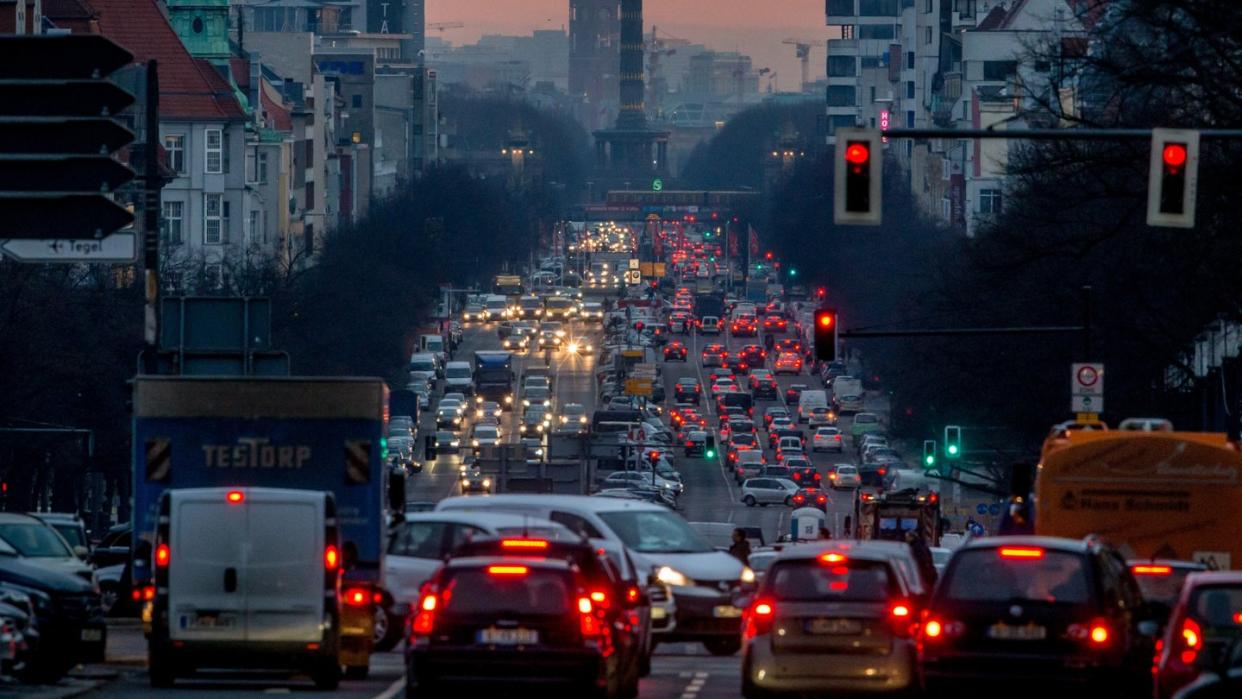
[372, 676, 406, 699]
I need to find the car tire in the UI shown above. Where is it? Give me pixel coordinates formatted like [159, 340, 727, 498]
[704, 637, 741, 656]
[784, 496, 794, 506]
[742, 495, 757, 506]
[374, 606, 403, 652]
[312, 661, 342, 690]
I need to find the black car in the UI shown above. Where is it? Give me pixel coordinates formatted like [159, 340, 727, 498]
[406, 555, 624, 697]
[919, 536, 1159, 695]
[448, 536, 653, 691]
[752, 377, 779, 400]
[0, 541, 106, 682]
[663, 342, 688, 361]
[674, 379, 702, 404]
[785, 384, 808, 406]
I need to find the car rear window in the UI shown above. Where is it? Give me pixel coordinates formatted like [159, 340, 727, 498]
[768, 559, 895, 602]
[441, 567, 572, 615]
[1189, 585, 1242, 629]
[945, 549, 1090, 604]
[1133, 567, 1200, 607]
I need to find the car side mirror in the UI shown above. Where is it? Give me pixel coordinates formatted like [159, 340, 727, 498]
[73, 545, 90, 560]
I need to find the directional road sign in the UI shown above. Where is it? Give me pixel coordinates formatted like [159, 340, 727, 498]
[0, 233, 137, 263]
[0, 35, 136, 242]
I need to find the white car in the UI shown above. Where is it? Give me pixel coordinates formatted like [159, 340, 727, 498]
[812, 426, 845, 452]
[807, 407, 837, 427]
[470, 424, 500, 450]
[556, 403, 588, 434]
[828, 464, 862, 489]
[740, 478, 799, 507]
[600, 470, 681, 497]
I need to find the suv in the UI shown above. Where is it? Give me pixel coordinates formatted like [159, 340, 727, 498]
[1154, 570, 1242, 698]
[919, 536, 1158, 695]
[405, 556, 623, 696]
[741, 544, 919, 696]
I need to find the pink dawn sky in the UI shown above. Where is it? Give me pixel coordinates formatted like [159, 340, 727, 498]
[425, 0, 830, 89]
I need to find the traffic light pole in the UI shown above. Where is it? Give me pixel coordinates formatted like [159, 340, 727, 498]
[142, 60, 160, 373]
[880, 128, 1242, 141]
[840, 325, 1084, 338]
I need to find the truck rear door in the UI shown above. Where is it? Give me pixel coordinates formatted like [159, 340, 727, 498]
[244, 491, 325, 642]
[169, 490, 248, 642]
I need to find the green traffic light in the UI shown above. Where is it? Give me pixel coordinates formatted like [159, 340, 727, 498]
[947, 444, 959, 456]
[789, 269, 797, 277]
[706, 449, 716, 458]
[924, 454, 935, 466]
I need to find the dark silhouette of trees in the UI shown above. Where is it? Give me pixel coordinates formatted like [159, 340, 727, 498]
[680, 102, 824, 189]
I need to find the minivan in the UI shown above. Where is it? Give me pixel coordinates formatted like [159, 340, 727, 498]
[420, 334, 446, 363]
[435, 495, 752, 657]
[147, 487, 344, 689]
[442, 361, 474, 395]
[798, 389, 829, 423]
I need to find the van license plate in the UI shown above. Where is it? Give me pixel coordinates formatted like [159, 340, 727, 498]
[987, 623, 1046, 640]
[478, 628, 538, 645]
[80, 628, 103, 642]
[713, 605, 742, 618]
[188, 613, 236, 630]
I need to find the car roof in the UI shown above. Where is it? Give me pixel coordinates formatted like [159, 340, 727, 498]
[444, 555, 574, 573]
[437, 493, 670, 515]
[1183, 571, 1242, 586]
[0, 512, 48, 524]
[401, 510, 573, 531]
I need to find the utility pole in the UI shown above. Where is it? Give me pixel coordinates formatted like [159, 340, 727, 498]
[142, 60, 161, 374]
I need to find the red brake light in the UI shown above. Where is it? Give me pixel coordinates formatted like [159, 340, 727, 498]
[625, 586, 640, 604]
[1131, 565, 1172, 575]
[501, 539, 549, 551]
[744, 600, 776, 638]
[1182, 617, 1202, 649]
[819, 552, 847, 564]
[325, 545, 339, 571]
[923, 619, 943, 639]
[998, 547, 1045, 559]
[892, 604, 910, 618]
[344, 587, 369, 606]
[1090, 623, 1110, 645]
[155, 543, 170, 567]
[411, 592, 437, 635]
[488, 565, 529, 576]
[226, 490, 244, 503]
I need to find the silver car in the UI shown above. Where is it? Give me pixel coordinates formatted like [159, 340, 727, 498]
[741, 544, 917, 695]
[740, 478, 799, 507]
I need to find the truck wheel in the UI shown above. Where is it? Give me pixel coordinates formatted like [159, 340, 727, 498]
[374, 606, 402, 652]
[311, 661, 342, 690]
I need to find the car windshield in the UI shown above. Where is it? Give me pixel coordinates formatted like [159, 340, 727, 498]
[51, 524, 86, 548]
[526, 388, 550, 399]
[446, 366, 471, 378]
[856, 414, 878, 424]
[0, 523, 72, 557]
[441, 567, 571, 615]
[945, 549, 1090, 604]
[767, 559, 894, 602]
[476, 427, 498, 438]
[598, 510, 713, 554]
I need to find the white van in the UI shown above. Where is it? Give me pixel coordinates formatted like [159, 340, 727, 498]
[442, 361, 474, 395]
[419, 334, 447, 364]
[831, 376, 863, 399]
[797, 389, 829, 422]
[483, 294, 509, 321]
[148, 487, 342, 689]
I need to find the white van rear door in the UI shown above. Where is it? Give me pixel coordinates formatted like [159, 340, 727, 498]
[169, 492, 247, 642]
[244, 492, 324, 642]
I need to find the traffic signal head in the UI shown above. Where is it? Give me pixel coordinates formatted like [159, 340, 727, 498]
[834, 128, 883, 225]
[1147, 128, 1199, 228]
[816, 287, 827, 299]
[944, 425, 962, 458]
[923, 440, 937, 469]
[813, 308, 838, 362]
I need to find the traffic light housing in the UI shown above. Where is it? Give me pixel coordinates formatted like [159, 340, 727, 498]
[813, 308, 838, 362]
[944, 425, 962, 459]
[923, 440, 937, 469]
[1147, 128, 1199, 229]
[833, 128, 882, 226]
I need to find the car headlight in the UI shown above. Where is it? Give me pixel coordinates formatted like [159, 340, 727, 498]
[505, 396, 513, 404]
[537, 424, 544, 432]
[656, 566, 691, 587]
[523, 399, 531, 407]
[3, 583, 50, 612]
[741, 567, 756, 584]
[561, 416, 569, 423]
[482, 479, 491, 488]
[472, 439, 479, 447]
[567, 343, 579, 353]
[451, 440, 460, 447]
[579, 416, 588, 424]
[520, 424, 527, 432]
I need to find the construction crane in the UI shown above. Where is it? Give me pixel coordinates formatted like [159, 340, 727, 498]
[427, 21, 465, 32]
[757, 67, 778, 94]
[647, 26, 681, 116]
[782, 39, 815, 93]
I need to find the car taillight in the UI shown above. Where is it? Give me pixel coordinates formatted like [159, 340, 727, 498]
[501, 539, 549, 551]
[998, 546, 1045, 560]
[816, 494, 827, 505]
[1131, 565, 1172, 575]
[344, 587, 370, 607]
[744, 600, 775, 638]
[1179, 617, 1202, 664]
[411, 592, 437, 636]
[889, 602, 915, 637]
[921, 617, 965, 642]
[325, 545, 339, 570]
[155, 543, 170, 567]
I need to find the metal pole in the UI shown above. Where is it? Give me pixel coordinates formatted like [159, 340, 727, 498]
[142, 60, 160, 374]
[840, 325, 1086, 338]
[879, 127, 1242, 141]
[1081, 285, 1093, 361]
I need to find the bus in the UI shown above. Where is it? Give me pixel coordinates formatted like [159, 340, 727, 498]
[492, 274, 524, 298]
[1036, 425, 1242, 570]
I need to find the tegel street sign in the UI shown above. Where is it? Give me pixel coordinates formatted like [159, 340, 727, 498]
[1, 232, 137, 263]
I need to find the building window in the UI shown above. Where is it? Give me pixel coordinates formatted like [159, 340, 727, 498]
[925, 27, 933, 45]
[164, 135, 185, 174]
[979, 188, 1002, 214]
[248, 210, 260, 244]
[351, 94, 362, 109]
[830, 115, 857, 130]
[983, 60, 1018, 81]
[925, 0, 933, 11]
[906, 50, 915, 69]
[906, 80, 915, 99]
[222, 130, 231, 173]
[955, 0, 975, 18]
[827, 55, 856, 77]
[205, 128, 222, 174]
[906, 109, 915, 127]
[859, 0, 899, 15]
[222, 200, 231, 241]
[205, 263, 224, 290]
[861, 56, 882, 69]
[161, 201, 183, 245]
[858, 24, 896, 40]
[257, 151, 269, 183]
[826, 0, 854, 14]
[204, 193, 223, 244]
[246, 147, 258, 184]
[830, 23, 855, 39]
[827, 85, 856, 107]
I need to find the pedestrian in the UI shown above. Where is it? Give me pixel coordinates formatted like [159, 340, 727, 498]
[728, 528, 752, 566]
[843, 514, 852, 538]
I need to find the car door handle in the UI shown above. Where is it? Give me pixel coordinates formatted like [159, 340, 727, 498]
[223, 567, 238, 593]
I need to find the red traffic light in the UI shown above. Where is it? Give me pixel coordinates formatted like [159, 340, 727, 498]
[817, 313, 834, 328]
[816, 287, 827, 298]
[1163, 143, 1187, 168]
[647, 451, 661, 461]
[765, 251, 774, 260]
[844, 143, 870, 165]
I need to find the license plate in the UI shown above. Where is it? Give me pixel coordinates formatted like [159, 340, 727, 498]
[478, 627, 538, 645]
[80, 628, 103, 642]
[805, 618, 863, 635]
[713, 605, 742, 618]
[185, 613, 236, 630]
[987, 623, 1046, 640]
[651, 606, 668, 620]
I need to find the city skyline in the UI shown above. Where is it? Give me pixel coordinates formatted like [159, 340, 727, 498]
[425, 0, 829, 91]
